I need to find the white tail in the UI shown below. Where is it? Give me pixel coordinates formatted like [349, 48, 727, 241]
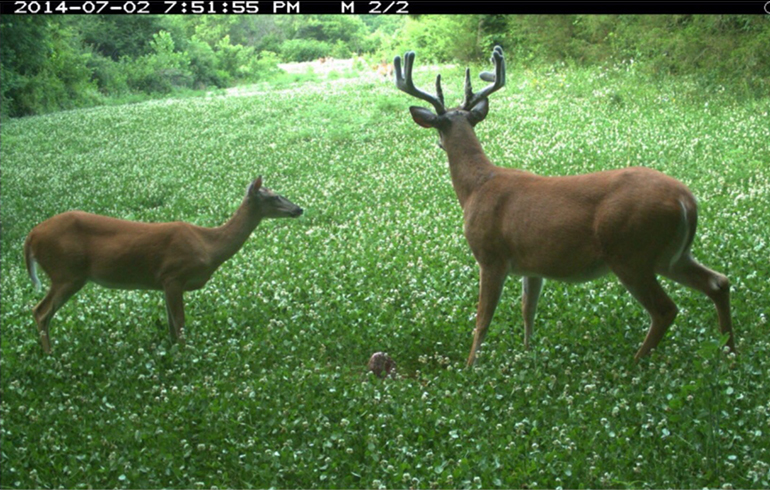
[395, 47, 735, 365]
[24, 248, 42, 291]
[23, 177, 303, 353]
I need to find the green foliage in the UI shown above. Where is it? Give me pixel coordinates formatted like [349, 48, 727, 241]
[211, 36, 281, 83]
[185, 36, 226, 88]
[0, 17, 101, 117]
[497, 15, 770, 95]
[2, 14, 769, 115]
[289, 15, 370, 50]
[2, 64, 770, 488]
[395, 16, 482, 62]
[189, 15, 241, 48]
[79, 15, 168, 60]
[0, 16, 286, 117]
[123, 30, 193, 94]
[87, 49, 130, 95]
[500, 16, 580, 63]
[252, 50, 283, 80]
[0, 16, 50, 112]
[279, 38, 333, 62]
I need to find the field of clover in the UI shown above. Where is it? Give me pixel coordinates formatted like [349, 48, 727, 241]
[2, 61, 770, 489]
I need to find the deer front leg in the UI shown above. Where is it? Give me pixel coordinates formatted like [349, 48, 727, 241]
[163, 284, 186, 345]
[522, 276, 543, 350]
[467, 263, 507, 366]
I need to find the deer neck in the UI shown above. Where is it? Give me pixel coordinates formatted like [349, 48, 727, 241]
[443, 127, 495, 209]
[206, 201, 262, 266]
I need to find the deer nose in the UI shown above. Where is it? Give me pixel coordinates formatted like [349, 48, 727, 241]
[292, 208, 304, 217]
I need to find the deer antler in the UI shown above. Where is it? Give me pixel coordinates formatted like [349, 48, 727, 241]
[394, 51, 447, 115]
[462, 46, 506, 110]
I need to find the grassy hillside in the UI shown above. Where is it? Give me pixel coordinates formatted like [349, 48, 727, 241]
[2, 63, 769, 488]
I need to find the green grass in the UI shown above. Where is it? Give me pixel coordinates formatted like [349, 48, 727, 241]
[2, 64, 770, 489]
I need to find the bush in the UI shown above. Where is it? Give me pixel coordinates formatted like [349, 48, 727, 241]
[329, 40, 353, 59]
[187, 36, 227, 88]
[497, 15, 770, 96]
[1, 17, 100, 116]
[279, 38, 332, 62]
[394, 16, 482, 63]
[126, 30, 192, 94]
[88, 50, 130, 95]
[215, 36, 248, 78]
[249, 50, 283, 81]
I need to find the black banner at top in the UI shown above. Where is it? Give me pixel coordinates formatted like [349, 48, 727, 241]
[2, 0, 768, 15]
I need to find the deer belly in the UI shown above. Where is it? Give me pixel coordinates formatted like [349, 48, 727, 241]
[184, 277, 211, 291]
[509, 257, 610, 283]
[88, 259, 163, 290]
[91, 276, 160, 290]
[548, 261, 610, 283]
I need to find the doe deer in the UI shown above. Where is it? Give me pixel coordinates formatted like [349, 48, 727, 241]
[375, 60, 394, 78]
[394, 46, 734, 365]
[24, 176, 302, 353]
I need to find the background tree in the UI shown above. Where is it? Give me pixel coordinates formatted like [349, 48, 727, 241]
[2, 14, 768, 118]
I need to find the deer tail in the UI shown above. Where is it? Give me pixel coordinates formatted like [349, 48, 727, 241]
[24, 235, 41, 291]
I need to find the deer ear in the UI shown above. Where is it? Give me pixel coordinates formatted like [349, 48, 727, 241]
[249, 176, 263, 196]
[409, 106, 438, 128]
[468, 98, 489, 125]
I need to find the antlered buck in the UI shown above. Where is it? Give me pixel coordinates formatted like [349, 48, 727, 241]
[394, 46, 735, 365]
[24, 177, 302, 353]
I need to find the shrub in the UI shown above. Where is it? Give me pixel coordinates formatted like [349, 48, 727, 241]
[126, 30, 192, 94]
[87, 50, 130, 95]
[279, 38, 332, 62]
[214, 35, 251, 78]
[1, 17, 100, 116]
[394, 16, 482, 62]
[249, 50, 283, 81]
[187, 36, 227, 88]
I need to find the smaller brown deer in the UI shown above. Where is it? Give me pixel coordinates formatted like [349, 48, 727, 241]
[374, 60, 394, 78]
[24, 177, 302, 353]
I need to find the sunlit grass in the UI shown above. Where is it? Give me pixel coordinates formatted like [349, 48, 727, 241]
[2, 64, 769, 489]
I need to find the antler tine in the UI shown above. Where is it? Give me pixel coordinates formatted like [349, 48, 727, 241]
[462, 67, 473, 108]
[435, 74, 445, 109]
[394, 51, 447, 115]
[463, 46, 506, 110]
[478, 45, 504, 82]
[479, 72, 496, 83]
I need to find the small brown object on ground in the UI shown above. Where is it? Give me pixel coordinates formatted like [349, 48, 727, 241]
[368, 352, 396, 378]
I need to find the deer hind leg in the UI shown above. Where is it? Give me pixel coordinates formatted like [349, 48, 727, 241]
[660, 252, 734, 351]
[163, 284, 186, 345]
[612, 267, 679, 361]
[467, 263, 507, 367]
[522, 276, 543, 350]
[32, 279, 85, 353]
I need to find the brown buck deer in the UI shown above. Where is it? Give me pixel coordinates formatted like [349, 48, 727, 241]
[394, 46, 734, 365]
[24, 177, 302, 353]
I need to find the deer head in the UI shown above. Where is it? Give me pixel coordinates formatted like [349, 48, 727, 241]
[394, 46, 506, 147]
[247, 176, 303, 219]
